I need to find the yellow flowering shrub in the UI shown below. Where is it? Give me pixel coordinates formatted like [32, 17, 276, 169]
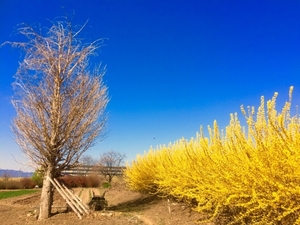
[124, 87, 300, 224]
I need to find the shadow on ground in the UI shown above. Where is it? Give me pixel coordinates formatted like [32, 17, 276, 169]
[107, 194, 159, 212]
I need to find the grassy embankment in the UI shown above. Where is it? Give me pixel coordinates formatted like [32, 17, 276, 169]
[0, 189, 39, 200]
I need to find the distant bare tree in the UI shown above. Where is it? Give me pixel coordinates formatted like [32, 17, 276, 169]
[99, 150, 126, 183]
[1, 172, 11, 181]
[5, 20, 109, 219]
[79, 154, 96, 175]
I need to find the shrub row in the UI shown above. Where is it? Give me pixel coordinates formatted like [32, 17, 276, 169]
[0, 175, 104, 189]
[0, 178, 36, 189]
[59, 175, 103, 188]
[125, 87, 300, 224]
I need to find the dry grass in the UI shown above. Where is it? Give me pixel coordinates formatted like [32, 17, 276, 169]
[0, 177, 23, 181]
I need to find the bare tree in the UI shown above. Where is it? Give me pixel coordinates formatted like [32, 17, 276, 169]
[5, 20, 109, 219]
[79, 154, 96, 175]
[98, 150, 126, 183]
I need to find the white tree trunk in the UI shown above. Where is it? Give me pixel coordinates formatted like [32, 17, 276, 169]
[38, 168, 54, 220]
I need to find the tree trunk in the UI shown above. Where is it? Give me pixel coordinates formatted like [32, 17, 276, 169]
[38, 167, 54, 220]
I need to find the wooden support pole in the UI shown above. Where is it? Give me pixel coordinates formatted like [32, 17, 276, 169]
[60, 182, 90, 214]
[48, 176, 82, 219]
[53, 178, 84, 215]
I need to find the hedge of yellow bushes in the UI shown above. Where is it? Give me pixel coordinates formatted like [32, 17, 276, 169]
[124, 87, 300, 224]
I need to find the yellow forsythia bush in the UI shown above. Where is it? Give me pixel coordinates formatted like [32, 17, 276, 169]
[124, 87, 300, 224]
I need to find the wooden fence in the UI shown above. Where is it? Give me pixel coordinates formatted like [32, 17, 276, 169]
[61, 165, 126, 176]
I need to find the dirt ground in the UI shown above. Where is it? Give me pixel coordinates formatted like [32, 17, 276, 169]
[0, 178, 212, 225]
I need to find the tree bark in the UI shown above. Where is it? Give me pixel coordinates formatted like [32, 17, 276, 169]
[38, 167, 54, 220]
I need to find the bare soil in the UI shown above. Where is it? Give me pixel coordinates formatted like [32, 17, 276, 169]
[0, 178, 211, 225]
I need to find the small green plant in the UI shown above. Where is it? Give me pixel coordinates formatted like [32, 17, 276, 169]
[102, 182, 111, 188]
[0, 189, 39, 200]
[78, 188, 83, 198]
[31, 169, 44, 187]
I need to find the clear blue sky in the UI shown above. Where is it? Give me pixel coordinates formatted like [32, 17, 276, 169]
[1, 0, 300, 172]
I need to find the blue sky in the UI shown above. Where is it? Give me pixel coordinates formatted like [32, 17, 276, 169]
[1, 0, 300, 172]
